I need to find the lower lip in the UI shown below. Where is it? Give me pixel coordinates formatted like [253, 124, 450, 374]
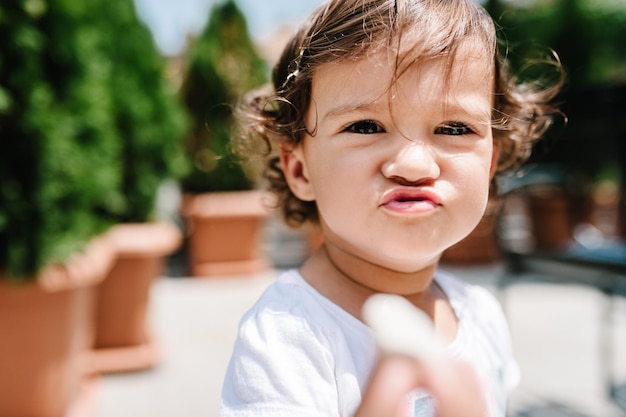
[382, 200, 440, 214]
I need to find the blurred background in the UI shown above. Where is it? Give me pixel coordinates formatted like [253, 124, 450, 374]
[0, 0, 625, 416]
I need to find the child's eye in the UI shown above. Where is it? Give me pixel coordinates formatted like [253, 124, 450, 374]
[345, 120, 384, 134]
[435, 122, 474, 136]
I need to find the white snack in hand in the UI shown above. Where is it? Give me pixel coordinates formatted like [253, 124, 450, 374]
[362, 293, 445, 363]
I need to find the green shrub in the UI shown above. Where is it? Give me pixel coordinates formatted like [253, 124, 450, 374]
[0, 0, 188, 281]
[94, 0, 189, 223]
[180, 0, 268, 193]
[486, 0, 626, 88]
[0, 1, 120, 280]
[485, 0, 626, 182]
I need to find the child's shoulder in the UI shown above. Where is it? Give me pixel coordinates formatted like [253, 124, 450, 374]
[246, 269, 331, 316]
[435, 269, 505, 320]
[233, 269, 375, 369]
[239, 269, 367, 338]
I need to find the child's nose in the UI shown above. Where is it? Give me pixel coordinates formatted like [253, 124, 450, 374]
[381, 141, 441, 184]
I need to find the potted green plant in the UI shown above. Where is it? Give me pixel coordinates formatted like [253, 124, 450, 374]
[179, 0, 271, 277]
[86, 0, 189, 374]
[0, 2, 119, 416]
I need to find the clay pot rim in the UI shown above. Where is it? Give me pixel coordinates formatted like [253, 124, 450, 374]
[106, 221, 182, 258]
[0, 235, 115, 293]
[181, 190, 272, 218]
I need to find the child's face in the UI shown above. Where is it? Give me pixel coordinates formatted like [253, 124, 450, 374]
[282, 42, 497, 273]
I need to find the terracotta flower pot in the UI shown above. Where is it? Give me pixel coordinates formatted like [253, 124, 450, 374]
[527, 189, 573, 251]
[441, 207, 501, 265]
[88, 222, 182, 374]
[181, 190, 271, 277]
[0, 236, 114, 417]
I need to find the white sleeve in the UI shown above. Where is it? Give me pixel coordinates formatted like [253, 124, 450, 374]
[220, 308, 340, 417]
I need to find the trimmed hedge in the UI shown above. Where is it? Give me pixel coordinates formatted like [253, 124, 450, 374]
[180, 0, 267, 193]
[0, 0, 188, 281]
[96, 0, 188, 223]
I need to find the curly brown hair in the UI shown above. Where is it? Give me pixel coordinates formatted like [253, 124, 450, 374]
[234, 0, 564, 227]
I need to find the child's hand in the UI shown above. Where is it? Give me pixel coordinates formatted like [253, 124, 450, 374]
[357, 294, 487, 417]
[355, 355, 488, 417]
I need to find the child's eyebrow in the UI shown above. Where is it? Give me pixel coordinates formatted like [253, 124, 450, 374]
[321, 100, 384, 122]
[319, 93, 492, 124]
[442, 97, 492, 122]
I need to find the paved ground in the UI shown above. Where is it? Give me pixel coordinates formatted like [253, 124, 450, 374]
[94, 263, 626, 417]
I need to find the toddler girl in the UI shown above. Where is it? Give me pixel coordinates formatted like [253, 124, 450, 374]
[220, 0, 562, 416]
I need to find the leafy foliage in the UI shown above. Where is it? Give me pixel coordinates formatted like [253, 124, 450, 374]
[0, 0, 188, 281]
[180, 0, 268, 193]
[485, 0, 626, 181]
[486, 0, 626, 88]
[94, 0, 189, 223]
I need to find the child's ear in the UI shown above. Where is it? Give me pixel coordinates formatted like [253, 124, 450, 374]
[279, 143, 316, 201]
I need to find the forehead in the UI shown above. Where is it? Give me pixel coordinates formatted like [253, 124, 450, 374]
[309, 39, 495, 119]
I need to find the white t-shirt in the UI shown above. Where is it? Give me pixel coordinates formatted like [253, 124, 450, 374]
[220, 269, 519, 417]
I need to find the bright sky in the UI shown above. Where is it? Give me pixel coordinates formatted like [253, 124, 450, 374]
[133, 0, 326, 56]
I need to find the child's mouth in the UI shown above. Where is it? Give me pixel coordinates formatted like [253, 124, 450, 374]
[381, 189, 442, 213]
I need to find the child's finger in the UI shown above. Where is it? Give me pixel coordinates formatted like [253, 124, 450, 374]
[421, 358, 488, 417]
[355, 356, 423, 417]
[360, 293, 488, 417]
